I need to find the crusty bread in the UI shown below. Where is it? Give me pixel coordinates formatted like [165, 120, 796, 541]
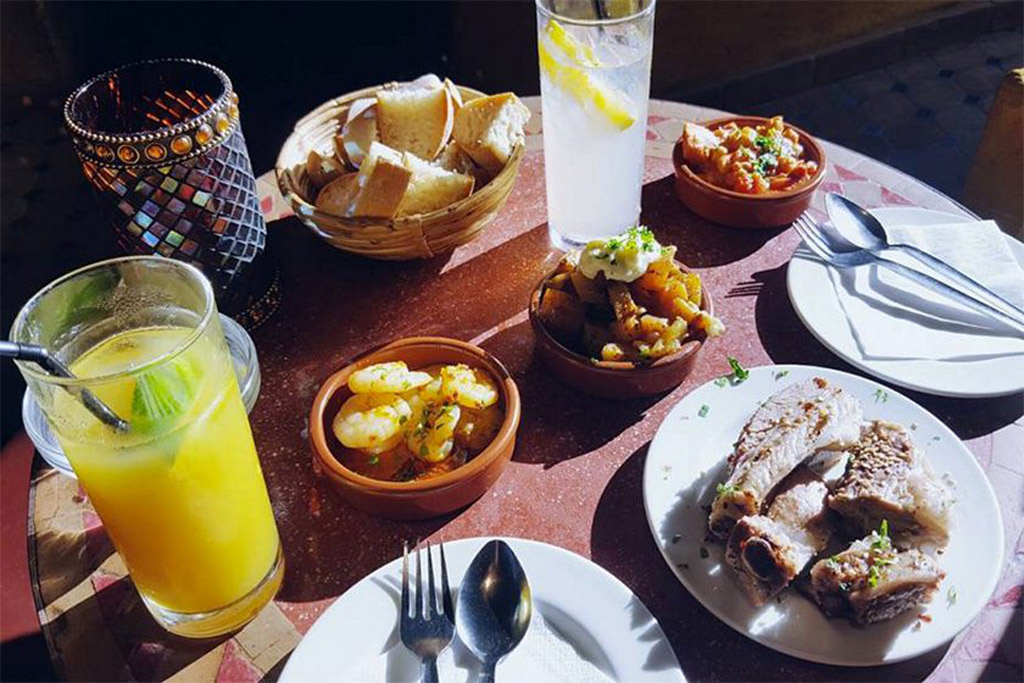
[337, 97, 378, 168]
[452, 93, 529, 174]
[444, 78, 463, 111]
[315, 172, 358, 215]
[306, 149, 345, 190]
[377, 79, 454, 160]
[398, 151, 474, 216]
[435, 141, 491, 188]
[349, 142, 413, 218]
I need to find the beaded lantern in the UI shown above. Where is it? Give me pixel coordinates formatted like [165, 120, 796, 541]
[64, 58, 277, 327]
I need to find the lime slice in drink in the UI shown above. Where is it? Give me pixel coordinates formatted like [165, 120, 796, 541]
[539, 19, 637, 130]
[131, 356, 200, 436]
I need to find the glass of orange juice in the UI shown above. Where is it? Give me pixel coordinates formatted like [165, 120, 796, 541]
[11, 255, 282, 637]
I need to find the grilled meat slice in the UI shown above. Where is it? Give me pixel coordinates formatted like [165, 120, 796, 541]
[726, 466, 835, 605]
[709, 377, 862, 538]
[829, 421, 953, 547]
[807, 529, 944, 625]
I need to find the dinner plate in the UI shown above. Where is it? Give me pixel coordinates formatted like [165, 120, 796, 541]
[281, 537, 685, 682]
[787, 206, 1024, 398]
[643, 365, 1003, 667]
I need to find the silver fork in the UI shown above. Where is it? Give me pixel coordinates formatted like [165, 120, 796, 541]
[401, 541, 455, 683]
[792, 214, 1024, 336]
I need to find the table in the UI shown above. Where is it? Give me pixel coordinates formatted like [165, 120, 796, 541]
[12, 98, 1023, 681]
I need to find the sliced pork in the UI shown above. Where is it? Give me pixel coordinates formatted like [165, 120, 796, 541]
[807, 527, 944, 625]
[829, 421, 953, 547]
[726, 466, 835, 605]
[709, 377, 862, 538]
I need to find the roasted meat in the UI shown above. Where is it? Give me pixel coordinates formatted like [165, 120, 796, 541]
[726, 466, 835, 605]
[807, 524, 944, 625]
[709, 377, 863, 538]
[829, 421, 953, 547]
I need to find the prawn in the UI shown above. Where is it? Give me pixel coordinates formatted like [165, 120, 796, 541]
[439, 364, 499, 409]
[348, 361, 432, 394]
[333, 393, 412, 450]
[406, 396, 461, 462]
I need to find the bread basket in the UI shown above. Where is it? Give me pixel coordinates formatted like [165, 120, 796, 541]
[275, 83, 524, 260]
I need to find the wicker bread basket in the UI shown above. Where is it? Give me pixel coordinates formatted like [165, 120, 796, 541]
[275, 83, 524, 260]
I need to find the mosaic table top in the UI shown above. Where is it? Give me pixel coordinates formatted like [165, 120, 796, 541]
[24, 98, 1022, 681]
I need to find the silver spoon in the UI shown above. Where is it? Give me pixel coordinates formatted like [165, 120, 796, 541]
[456, 540, 532, 683]
[826, 193, 1024, 325]
[1, 340, 130, 432]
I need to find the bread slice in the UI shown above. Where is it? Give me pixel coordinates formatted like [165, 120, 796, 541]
[315, 172, 358, 215]
[349, 142, 413, 218]
[336, 97, 378, 168]
[452, 93, 530, 174]
[377, 79, 454, 160]
[305, 149, 345, 191]
[398, 151, 474, 216]
[435, 141, 490, 188]
[444, 78, 464, 111]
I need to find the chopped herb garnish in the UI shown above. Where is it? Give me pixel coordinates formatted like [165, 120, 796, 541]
[867, 564, 885, 588]
[714, 377, 729, 388]
[873, 388, 889, 403]
[419, 444, 428, 457]
[947, 586, 958, 605]
[699, 546, 709, 559]
[870, 519, 891, 552]
[399, 415, 408, 425]
[774, 369, 789, 380]
[716, 482, 739, 497]
[698, 404, 710, 418]
[727, 356, 749, 382]
[368, 455, 380, 465]
[838, 581, 849, 592]
[753, 153, 778, 177]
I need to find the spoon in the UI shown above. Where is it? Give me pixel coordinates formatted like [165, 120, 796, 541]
[1, 340, 130, 432]
[456, 540, 532, 682]
[826, 193, 1024, 325]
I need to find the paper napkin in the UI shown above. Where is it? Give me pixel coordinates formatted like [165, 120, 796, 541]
[826, 219, 1024, 361]
[345, 609, 613, 683]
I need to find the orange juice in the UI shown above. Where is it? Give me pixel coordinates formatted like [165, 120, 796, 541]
[56, 326, 280, 620]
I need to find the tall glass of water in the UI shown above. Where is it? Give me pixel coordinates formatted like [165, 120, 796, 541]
[537, 0, 656, 249]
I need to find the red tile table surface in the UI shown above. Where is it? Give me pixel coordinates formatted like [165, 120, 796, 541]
[6, 99, 1022, 681]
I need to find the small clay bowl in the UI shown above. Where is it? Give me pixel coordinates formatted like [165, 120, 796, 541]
[309, 337, 521, 520]
[528, 267, 714, 399]
[672, 116, 826, 229]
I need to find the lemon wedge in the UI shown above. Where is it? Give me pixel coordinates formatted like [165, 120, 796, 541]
[539, 19, 637, 130]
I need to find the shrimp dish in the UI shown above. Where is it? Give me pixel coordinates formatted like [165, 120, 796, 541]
[332, 360, 505, 482]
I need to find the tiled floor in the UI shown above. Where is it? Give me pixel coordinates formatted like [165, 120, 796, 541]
[751, 28, 1023, 201]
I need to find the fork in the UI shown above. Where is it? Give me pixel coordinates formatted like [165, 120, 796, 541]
[401, 541, 455, 683]
[792, 214, 1024, 336]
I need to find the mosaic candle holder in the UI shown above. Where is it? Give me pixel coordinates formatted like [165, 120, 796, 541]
[63, 58, 276, 325]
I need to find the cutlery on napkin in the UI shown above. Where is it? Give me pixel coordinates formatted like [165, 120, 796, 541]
[827, 219, 1024, 361]
[348, 610, 612, 682]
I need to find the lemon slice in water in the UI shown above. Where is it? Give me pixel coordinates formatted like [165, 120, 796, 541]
[539, 19, 637, 130]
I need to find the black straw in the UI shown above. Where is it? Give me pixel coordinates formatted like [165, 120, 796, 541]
[1, 340, 130, 432]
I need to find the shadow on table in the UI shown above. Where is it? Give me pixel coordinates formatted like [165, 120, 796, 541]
[638, 175, 786, 268]
[478, 320, 663, 468]
[589, 443, 950, 682]
[755, 260, 1024, 439]
[41, 575, 232, 681]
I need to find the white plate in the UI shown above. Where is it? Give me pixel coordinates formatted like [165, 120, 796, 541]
[281, 537, 685, 682]
[642, 365, 1003, 667]
[787, 206, 1024, 398]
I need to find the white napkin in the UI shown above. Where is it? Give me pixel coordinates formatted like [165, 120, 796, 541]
[825, 220, 1024, 361]
[345, 610, 613, 683]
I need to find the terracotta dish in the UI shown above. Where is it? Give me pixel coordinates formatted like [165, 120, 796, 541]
[528, 266, 714, 398]
[672, 116, 825, 229]
[309, 337, 521, 519]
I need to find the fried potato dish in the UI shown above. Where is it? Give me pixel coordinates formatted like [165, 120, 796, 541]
[536, 226, 724, 364]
